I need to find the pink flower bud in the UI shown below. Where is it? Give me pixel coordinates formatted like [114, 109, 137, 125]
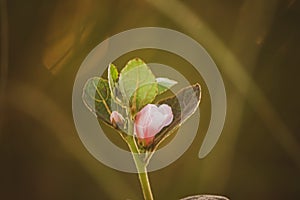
[110, 111, 125, 127]
[134, 104, 173, 146]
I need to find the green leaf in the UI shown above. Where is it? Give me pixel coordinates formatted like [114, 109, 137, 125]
[118, 58, 158, 113]
[82, 77, 112, 124]
[156, 77, 178, 95]
[108, 63, 123, 103]
[148, 84, 201, 151]
[108, 63, 118, 93]
[132, 83, 158, 113]
[82, 77, 127, 135]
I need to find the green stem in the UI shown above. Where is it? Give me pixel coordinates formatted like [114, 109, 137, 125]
[137, 165, 153, 200]
[126, 136, 154, 200]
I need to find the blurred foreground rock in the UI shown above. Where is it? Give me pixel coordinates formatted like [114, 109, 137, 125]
[180, 195, 229, 200]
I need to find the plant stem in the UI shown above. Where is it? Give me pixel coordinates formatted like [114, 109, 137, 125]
[136, 165, 153, 200]
[126, 136, 154, 200]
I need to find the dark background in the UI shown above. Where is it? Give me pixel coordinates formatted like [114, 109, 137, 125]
[1, 0, 300, 199]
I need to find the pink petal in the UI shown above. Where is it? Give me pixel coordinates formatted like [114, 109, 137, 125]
[158, 104, 173, 126]
[134, 104, 174, 146]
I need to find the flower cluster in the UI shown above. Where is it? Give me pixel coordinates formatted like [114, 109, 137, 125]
[82, 57, 200, 150]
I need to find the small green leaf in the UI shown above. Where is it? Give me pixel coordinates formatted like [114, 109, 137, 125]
[156, 77, 178, 95]
[108, 63, 118, 93]
[82, 77, 112, 124]
[108, 63, 123, 104]
[118, 58, 158, 113]
[148, 84, 201, 151]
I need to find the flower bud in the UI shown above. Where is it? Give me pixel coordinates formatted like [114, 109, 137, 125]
[134, 104, 173, 146]
[110, 111, 125, 127]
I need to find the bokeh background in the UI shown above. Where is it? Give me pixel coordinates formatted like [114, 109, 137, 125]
[1, 0, 300, 199]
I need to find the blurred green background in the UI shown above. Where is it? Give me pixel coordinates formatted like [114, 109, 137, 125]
[1, 0, 300, 199]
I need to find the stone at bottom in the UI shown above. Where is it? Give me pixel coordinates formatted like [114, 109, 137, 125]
[180, 194, 229, 200]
